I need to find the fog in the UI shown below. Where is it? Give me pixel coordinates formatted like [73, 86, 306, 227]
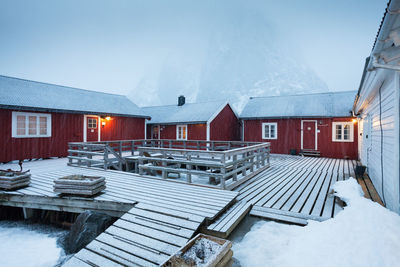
[0, 0, 384, 108]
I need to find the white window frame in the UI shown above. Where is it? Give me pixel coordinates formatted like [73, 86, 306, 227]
[262, 122, 278, 140]
[12, 111, 52, 138]
[332, 122, 354, 142]
[176, 125, 188, 140]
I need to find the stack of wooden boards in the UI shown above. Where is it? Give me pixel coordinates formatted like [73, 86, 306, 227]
[53, 175, 106, 196]
[0, 170, 31, 190]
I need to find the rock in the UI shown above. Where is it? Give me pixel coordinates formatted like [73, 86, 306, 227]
[63, 211, 114, 254]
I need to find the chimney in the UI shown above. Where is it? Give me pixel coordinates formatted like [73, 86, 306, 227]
[178, 95, 185, 106]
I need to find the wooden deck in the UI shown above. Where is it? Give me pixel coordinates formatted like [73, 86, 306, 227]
[239, 155, 356, 224]
[0, 159, 238, 266]
[0, 156, 384, 264]
[205, 154, 384, 237]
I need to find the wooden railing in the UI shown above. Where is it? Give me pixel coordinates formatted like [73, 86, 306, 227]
[137, 142, 270, 190]
[67, 139, 270, 189]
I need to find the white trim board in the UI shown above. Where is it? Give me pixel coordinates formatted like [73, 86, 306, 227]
[301, 120, 318, 150]
[83, 115, 101, 142]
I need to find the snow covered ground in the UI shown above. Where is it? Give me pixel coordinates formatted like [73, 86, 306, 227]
[233, 178, 400, 267]
[0, 157, 68, 175]
[0, 221, 67, 267]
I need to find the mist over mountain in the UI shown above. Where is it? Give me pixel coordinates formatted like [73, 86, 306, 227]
[129, 5, 329, 112]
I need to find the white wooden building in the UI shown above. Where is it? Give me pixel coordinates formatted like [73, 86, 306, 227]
[353, 0, 400, 213]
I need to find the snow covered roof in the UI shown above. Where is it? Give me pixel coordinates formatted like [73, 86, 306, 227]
[0, 75, 148, 118]
[240, 91, 357, 119]
[143, 100, 232, 124]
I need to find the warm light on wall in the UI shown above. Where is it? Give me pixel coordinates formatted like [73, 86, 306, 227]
[105, 116, 111, 121]
[352, 119, 357, 124]
[101, 121, 106, 127]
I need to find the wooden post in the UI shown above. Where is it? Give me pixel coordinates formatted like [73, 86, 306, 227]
[233, 154, 238, 181]
[131, 141, 135, 155]
[104, 148, 108, 170]
[250, 151, 254, 172]
[242, 152, 246, 177]
[220, 154, 226, 189]
[138, 150, 144, 175]
[187, 155, 192, 183]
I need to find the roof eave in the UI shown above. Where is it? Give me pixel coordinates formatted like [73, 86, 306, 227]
[0, 105, 150, 119]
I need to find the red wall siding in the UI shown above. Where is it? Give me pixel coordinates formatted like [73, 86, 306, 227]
[0, 109, 146, 162]
[210, 105, 240, 141]
[100, 116, 145, 141]
[244, 117, 358, 159]
[148, 123, 207, 140]
[0, 109, 83, 162]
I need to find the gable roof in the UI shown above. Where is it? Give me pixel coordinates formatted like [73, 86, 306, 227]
[0, 75, 148, 118]
[240, 91, 357, 119]
[143, 100, 234, 124]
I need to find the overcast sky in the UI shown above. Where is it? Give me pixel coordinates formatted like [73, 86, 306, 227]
[0, 0, 385, 97]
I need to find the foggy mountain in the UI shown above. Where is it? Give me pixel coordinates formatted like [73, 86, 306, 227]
[129, 7, 329, 112]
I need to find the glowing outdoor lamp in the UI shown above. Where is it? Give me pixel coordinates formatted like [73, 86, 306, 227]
[352, 118, 357, 124]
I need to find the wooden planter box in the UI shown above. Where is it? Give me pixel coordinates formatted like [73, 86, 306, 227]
[54, 175, 106, 196]
[162, 234, 233, 267]
[0, 170, 31, 190]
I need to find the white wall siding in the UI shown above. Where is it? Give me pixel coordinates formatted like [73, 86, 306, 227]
[357, 70, 400, 213]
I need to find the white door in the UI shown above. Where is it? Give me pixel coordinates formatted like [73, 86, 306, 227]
[362, 114, 372, 169]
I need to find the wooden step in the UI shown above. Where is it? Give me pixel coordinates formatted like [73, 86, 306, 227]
[300, 150, 321, 157]
[204, 201, 252, 238]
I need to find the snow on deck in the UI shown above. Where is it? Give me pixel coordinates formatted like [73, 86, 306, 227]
[234, 178, 400, 267]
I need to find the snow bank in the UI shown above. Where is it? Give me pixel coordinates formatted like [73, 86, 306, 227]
[234, 178, 400, 267]
[0, 222, 64, 267]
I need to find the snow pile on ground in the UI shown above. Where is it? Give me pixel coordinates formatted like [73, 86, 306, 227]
[0, 222, 64, 267]
[234, 178, 400, 267]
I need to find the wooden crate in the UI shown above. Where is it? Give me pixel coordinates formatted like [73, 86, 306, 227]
[162, 233, 233, 267]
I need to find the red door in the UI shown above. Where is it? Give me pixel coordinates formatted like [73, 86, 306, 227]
[302, 121, 316, 150]
[152, 125, 159, 139]
[86, 116, 99, 141]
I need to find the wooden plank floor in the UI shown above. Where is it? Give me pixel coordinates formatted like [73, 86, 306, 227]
[205, 155, 368, 236]
[0, 159, 238, 267]
[0, 165, 237, 220]
[238, 155, 358, 223]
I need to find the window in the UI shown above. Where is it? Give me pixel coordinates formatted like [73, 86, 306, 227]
[87, 118, 97, 129]
[12, 112, 51, 138]
[176, 125, 187, 140]
[332, 122, 354, 142]
[262, 122, 278, 139]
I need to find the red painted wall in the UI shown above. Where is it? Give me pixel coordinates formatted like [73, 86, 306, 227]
[0, 109, 83, 162]
[0, 109, 146, 162]
[147, 123, 207, 140]
[210, 104, 240, 141]
[100, 116, 145, 141]
[243, 117, 358, 159]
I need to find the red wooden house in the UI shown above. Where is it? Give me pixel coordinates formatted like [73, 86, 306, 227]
[240, 91, 358, 159]
[0, 75, 149, 162]
[143, 96, 240, 142]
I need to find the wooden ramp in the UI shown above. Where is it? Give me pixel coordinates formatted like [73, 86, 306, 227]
[63, 202, 205, 267]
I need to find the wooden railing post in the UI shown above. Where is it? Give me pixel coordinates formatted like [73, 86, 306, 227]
[104, 147, 108, 170]
[233, 154, 238, 181]
[138, 150, 144, 175]
[242, 152, 246, 177]
[220, 154, 226, 189]
[187, 155, 192, 183]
